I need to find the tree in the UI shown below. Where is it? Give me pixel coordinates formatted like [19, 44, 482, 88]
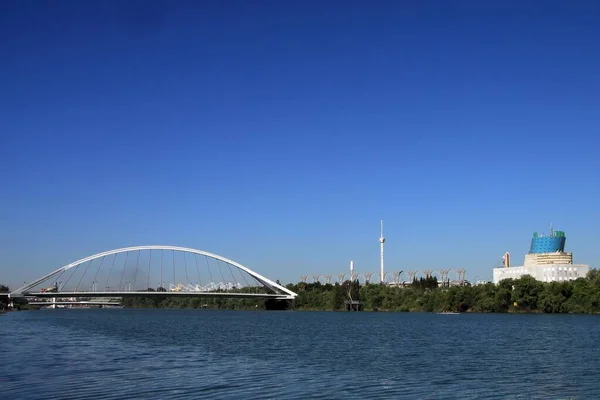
[115, 268, 600, 313]
[539, 282, 568, 313]
[473, 283, 499, 312]
[0, 285, 9, 310]
[512, 275, 543, 311]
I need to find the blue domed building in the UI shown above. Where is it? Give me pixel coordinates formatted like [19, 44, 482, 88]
[493, 228, 590, 284]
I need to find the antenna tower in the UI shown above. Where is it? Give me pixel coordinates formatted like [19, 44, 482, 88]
[379, 220, 386, 283]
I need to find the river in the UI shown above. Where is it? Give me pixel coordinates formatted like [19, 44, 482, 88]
[1, 309, 599, 399]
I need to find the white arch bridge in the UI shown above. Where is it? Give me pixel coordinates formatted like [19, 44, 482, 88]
[9, 246, 297, 301]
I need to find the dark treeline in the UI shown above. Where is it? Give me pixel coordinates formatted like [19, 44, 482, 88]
[121, 294, 275, 310]
[6, 270, 600, 313]
[120, 269, 600, 313]
[0, 285, 9, 310]
[289, 270, 600, 313]
[0, 285, 35, 311]
[121, 286, 286, 310]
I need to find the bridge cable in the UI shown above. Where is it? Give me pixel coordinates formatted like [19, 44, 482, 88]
[183, 251, 191, 287]
[250, 276, 264, 294]
[215, 259, 227, 290]
[194, 253, 202, 288]
[160, 250, 164, 290]
[239, 267, 256, 293]
[61, 263, 81, 291]
[75, 260, 94, 291]
[172, 250, 176, 289]
[90, 256, 105, 291]
[250, 276, 258, 293]
[104, 253, 118, 291]
[225, 262, 239, 290]
[49, 269, 66, 290]
[203, 256, 214, 288]
[132, 250, 141, 291]
[236, 266, 251, 292]
[255, 274, 269, 293]
[118, 251, 130, 291]
[147, 250, 152, 291]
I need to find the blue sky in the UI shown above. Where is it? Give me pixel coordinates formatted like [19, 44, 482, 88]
[1, 0, 599, 289]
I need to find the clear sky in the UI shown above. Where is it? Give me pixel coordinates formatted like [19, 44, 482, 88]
[1, 0, 599, 289]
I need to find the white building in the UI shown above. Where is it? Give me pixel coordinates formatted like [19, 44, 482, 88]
[493, 251, 589, 284]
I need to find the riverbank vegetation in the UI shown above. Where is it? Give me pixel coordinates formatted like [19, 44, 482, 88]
[5, 269, 600, 313]
[120, 269, 600, 313]
[0, 285, 38, 311]
[289, 270, 600, 313]
[121, 294, 275, 310]
[0, 284, 10, 310]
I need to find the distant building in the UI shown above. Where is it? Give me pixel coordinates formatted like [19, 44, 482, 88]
[493, 229, 590, 284]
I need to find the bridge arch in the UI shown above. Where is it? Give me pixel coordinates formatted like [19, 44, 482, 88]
[10, 245, 297, 299]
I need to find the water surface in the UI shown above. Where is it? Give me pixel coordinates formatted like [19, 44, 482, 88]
[2, 310, 599, 399]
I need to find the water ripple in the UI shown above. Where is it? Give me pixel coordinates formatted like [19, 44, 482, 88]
[1, 310, 600, 399]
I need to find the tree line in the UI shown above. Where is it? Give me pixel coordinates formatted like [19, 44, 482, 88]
[4, 269, 600, 313]
[120, 269, 600, 313]
[288, 270, 600, 313]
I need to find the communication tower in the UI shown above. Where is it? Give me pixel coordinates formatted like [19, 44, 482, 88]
[379, 220, 386, 283]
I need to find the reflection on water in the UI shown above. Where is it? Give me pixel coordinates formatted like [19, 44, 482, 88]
[2, 310, 600, 399]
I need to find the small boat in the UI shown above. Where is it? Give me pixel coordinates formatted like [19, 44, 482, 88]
[437, 311, 460, 315]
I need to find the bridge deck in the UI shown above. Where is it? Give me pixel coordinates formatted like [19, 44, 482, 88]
[21, 291, 292, 300]
[28, 301, 121, 306]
